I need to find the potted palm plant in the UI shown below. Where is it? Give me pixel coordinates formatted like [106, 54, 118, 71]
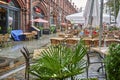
[104, 43, 120, 80]
[29, 40, 87, 80]
[50, 26, 56, 34]
[7, 26, 12, 34]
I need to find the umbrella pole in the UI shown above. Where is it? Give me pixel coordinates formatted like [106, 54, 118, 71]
[88, 0, 94, 38]
[99, 0, 104, 47]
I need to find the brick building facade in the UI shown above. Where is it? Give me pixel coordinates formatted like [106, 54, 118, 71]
[0, 0, 78, 33]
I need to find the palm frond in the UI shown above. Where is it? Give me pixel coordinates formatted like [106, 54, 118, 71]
[29, 39, 87, 80]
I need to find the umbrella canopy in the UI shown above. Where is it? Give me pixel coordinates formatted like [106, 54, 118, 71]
[84, 0, 100, 27]
[66, 12, 85, 24]
[31, 18, 48, 23]
[116, 9, 120, 26]
[103, 13, 115, 24]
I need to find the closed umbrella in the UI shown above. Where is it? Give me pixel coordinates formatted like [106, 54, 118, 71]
[84, 0, 100, 28]
[103, 13, 115, 24]
[116, 9, 120, 27]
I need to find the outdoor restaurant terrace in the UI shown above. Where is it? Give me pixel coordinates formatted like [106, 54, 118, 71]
[0, 0, 120, 80]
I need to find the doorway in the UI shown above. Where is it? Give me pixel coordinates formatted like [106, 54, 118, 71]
[0, 7, 7, 34]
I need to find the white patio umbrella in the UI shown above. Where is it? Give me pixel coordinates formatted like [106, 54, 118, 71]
[103, 13, 115, 24]
[83, 0, 100, 28]
[116, 9, 120, 27]
[66, 12, 85, 24]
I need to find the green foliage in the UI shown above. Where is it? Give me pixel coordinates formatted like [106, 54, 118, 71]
[80, 78, 98, 80]
[0, 26, 1, 31]
[7, 26, 12, 34]
[104, 43, 120, 80]
[29, 40, 87, 80]
[106, 0, 120, 17]
[109, 26, 119, 31]
[50, 26, 55, 33]
[38, 26, 43, 30]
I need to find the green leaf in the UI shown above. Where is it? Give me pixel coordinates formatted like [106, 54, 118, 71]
[29, 40, 87, 80]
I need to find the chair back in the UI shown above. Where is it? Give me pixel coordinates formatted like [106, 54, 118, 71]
[66, 39, 78, 46]
[50, 39, 61, 45]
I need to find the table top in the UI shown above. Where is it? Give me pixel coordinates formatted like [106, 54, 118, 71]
[67, 38, 80, 41]
[91, 47, 109, 55]
[21, 32, 32, 35]
[83, 37, 99, 41]
[50, 37, 65, 41]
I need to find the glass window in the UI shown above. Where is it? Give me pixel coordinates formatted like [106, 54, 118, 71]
[9, 9, 20, 30]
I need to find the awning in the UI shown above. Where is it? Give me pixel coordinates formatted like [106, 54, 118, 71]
[31, 18, 48, 23]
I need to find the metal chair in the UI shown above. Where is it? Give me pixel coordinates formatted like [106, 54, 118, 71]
[84, 40, 104, 78]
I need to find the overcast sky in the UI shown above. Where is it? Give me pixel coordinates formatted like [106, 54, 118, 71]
[72, 0, 87, 9]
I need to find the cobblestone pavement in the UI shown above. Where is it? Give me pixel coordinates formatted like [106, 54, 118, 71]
[0, 34, 106, 80]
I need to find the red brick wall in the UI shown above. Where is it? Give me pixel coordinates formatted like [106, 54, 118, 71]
[17, 0, 77, 31]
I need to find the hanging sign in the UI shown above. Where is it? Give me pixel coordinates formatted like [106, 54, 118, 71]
[33, 6, 41, 13]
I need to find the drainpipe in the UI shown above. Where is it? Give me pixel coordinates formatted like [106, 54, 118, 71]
[30, 0, 33, 28]
[24, 0, 27, 32]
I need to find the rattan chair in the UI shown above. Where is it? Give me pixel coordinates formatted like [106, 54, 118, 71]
[65, 39, 78, 46]
[50, 39, 62, 45]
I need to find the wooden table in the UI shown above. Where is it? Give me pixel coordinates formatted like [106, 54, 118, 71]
[50, 37, 65, 41]
[21, 32, 33, 35]
[91, 47, 109, 55]
[67, 38, 80, 41]
[21, 32, 34, 40]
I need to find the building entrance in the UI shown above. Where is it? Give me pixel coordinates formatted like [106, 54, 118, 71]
[0, 7, 7, 34]
[0, 1, 20, 34]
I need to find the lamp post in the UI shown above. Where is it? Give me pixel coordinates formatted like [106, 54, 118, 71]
[99, 0, 104, 47]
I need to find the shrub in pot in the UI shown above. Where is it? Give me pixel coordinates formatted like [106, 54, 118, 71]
[29, 40, 87, 80]
[105, 43, 120, 80]
[50, 26, 56, 33]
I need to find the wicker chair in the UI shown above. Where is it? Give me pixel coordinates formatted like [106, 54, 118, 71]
[65, 39, 78, 46]
[50, 39, 62, 45]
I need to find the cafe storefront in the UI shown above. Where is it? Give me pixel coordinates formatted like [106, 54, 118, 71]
[0, 0, 20, 34]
